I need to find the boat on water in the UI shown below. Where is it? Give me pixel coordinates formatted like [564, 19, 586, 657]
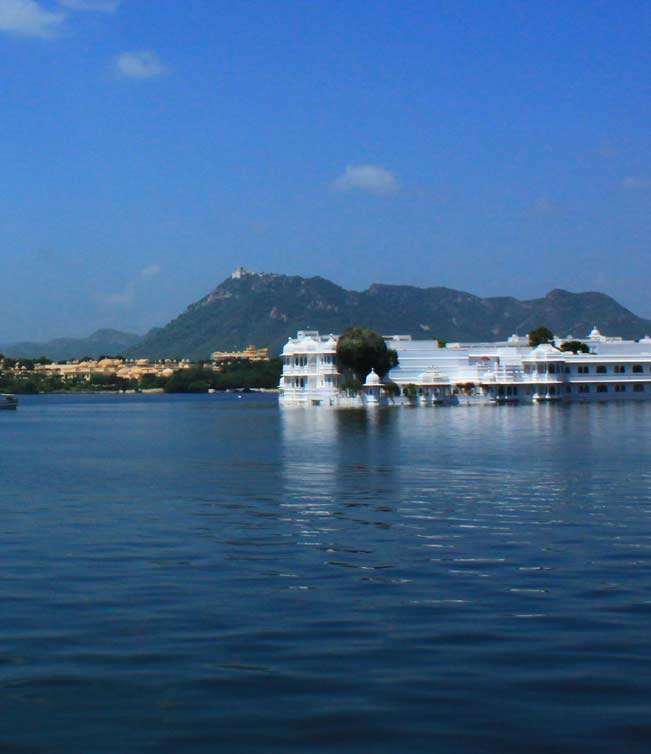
[0, 394, 17, 410]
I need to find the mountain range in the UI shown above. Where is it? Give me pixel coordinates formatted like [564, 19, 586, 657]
[4, 271, 651, 360]
[129, 270, 651, 359]
[0, 329, 141, 362]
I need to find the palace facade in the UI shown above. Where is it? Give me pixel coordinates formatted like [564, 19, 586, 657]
[279, 327, 651, 406]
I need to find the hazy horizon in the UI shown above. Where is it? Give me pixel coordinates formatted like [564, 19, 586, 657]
[2, 1, 650, 341]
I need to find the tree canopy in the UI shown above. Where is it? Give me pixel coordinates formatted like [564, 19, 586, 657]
[560, 340, 589, 354]
[528, 326, 554, 347]
[336, 327, 398, 381]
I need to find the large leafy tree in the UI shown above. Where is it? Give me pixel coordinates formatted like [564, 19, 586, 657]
[560, 340, 589, 354]
[528, 326, 554, 347]
[336, 327, 398, 381]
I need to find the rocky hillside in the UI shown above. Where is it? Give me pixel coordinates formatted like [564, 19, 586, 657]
[128, 270, 651, 360]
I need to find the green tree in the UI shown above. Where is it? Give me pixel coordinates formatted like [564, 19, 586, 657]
[164, 368, 215, 393]
[560, 340, 589, 354]
[139, 373, 167, 390]
[336, 327, 398, 381]
[402, 383, 418, 400]
[528, 326, 554, 347]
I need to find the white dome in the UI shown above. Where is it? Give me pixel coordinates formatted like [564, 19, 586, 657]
[364, 369, 381, 386]
[282, 341, 298, 355]
[419, 371, 443, 384]
[529, 344, 561, 360]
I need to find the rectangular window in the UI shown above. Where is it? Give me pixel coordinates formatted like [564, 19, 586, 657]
[597, 384, 608, 393]
[633, 365, 643, 374]
[578, 365, 590, 374]
[614, 365, 626, 374]
[634, 384, 645, 392]
[597, 365, 607, 374]
[579, 384, 590, 393]
[615, 384, 626, 392]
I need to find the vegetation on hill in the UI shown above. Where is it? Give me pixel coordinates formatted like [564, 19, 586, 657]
[127, 271, 651, 360]
[4, 272, 651, 363]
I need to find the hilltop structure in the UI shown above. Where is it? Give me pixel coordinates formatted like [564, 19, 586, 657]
[279, 327, 651, 406]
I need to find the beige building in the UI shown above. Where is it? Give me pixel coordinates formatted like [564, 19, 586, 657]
[211, 345, 270, 365]
[32, 358, 189, 382]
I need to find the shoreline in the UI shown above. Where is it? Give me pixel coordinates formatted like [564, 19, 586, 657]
[12, 388, 281, 396]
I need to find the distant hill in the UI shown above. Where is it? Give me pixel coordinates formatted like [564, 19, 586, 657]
[128, 269, 651, 360]
[0, 329, 142, 361]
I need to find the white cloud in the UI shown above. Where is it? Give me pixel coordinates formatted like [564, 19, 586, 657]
[0, 0, 64, 38]
[115, 50, 167, 80]
[102, 282, 135, 307]
[58, 0, 120, 10]
[332, 164, 399, 196]
[140, 264, 161, 279]
[102, 265, 160, 307]
[622, 176, 650, 190]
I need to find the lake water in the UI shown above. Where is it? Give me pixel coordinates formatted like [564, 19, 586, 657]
[2, 394, 651, 753]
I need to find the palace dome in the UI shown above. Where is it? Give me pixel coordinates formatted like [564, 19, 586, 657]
[364, 369, 381, 386]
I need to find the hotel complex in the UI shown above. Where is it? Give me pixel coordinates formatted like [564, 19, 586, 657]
[279, 327, 651, 406]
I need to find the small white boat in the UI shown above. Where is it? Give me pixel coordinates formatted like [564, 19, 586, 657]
[0, 394, 17, 410]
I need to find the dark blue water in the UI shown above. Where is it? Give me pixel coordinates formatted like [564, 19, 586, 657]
[2, 394, 651, 753]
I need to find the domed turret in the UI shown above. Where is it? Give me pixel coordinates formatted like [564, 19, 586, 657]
[364, 369, 381, 387]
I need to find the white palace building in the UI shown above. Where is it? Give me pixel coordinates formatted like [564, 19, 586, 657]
[279, 327, 651, 407]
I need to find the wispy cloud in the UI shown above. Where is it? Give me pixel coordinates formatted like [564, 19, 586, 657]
[114, 50, 167, 80]
[622, 176, 651, 191]
[0, 0, 119, 39]
[103, 282, 135, 307]
[0, 0, 64, 38]
[139, 264, 161, 280]
[332, 164, 399, 196]
[58, 0, 120, 11]
[102, 265, 161, 307]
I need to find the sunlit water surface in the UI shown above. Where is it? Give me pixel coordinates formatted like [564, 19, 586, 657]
[2, 394, 651, 753]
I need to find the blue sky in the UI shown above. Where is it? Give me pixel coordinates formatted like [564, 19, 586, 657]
[1, 0, 650, 341]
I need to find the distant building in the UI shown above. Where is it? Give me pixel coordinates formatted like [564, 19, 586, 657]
[211, 345, 270, 365]
[33, 358, 185, 381]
